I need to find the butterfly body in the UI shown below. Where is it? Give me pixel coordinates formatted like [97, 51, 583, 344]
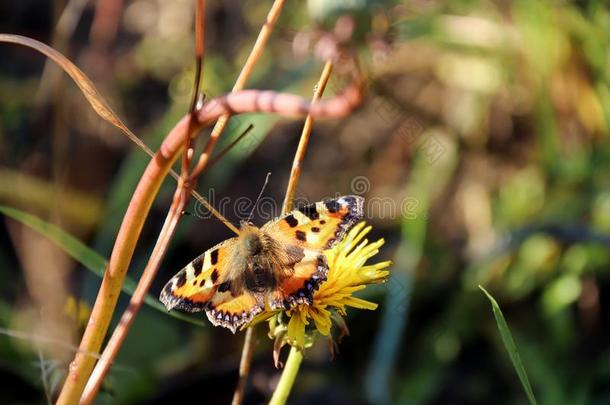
[223, 223, 304, 296]
[160, 195, 364, 333]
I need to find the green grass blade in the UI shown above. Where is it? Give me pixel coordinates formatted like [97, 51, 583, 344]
[479, 285, 537, 405]
[0, 205, 206, 327]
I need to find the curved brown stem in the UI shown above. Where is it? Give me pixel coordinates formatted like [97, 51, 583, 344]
[79, 1, 207, 402]
[52, 110, 192, 405]
[56, 115, 190, 405]
[57, 57, 362, 405]
[80, 184, 189, 404]
[196, 82, 362, 124]
[1, 27, 362, 405]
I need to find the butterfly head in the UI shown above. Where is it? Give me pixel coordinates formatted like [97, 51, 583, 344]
[239, 219, 256, 228]
[237, 222, 272, 258]
[242, 229, 262, 256]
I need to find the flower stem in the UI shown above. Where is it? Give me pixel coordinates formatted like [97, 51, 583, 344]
[269, 347, 303, 405]
[224, 2, 287, 404]
[267, 60, 332, 405]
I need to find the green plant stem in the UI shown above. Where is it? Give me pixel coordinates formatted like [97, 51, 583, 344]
[265, 61, 332, 405]
[269, 347, 303, 405]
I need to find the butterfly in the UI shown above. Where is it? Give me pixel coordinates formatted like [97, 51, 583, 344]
[159, 195, 365, 333]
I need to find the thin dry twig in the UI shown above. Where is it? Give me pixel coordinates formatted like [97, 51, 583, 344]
[208, 123, 255, 170]
[80, 1, 207, 402]
[189, 0, 287, 181]
[175, 175, 240, 235]
[283, 61, 333, 212]
[231, 326, 256, 405]
[232, 61, 334, 405]
[81, 184, 189, 404]
[182, 0, 206, 178]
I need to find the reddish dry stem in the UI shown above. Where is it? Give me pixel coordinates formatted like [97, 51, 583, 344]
[58, 42, 360, 405]
[58, 80, 362, 404]
[80, 186, 188, 404]
[181, 0, 206, 178]
[1, 27, 361, 405]
[208, 123, 255, 170]
[55, 117, 188, 405]
[81, 1, 207, 400]
[81, 0, 205, 404]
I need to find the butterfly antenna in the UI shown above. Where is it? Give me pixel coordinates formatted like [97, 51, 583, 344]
[247, 172, 272, 223]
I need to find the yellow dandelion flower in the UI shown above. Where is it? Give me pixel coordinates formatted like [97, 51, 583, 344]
[267, 221, 391, 353]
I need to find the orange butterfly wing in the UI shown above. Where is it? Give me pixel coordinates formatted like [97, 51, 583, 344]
[264, 195, 364, 309]
[206, 291, 263, 333]
[160, 195, 365, 331]
[159, 238, 264, 333]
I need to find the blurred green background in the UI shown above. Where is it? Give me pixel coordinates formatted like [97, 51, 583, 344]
[1, 0, 609, 404]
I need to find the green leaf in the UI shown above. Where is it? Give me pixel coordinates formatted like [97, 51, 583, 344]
[479, 285, 537, 405]
[0, 205, 206, 327]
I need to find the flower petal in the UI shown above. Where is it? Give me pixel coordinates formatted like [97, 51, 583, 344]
[287, 311, 306, 349]
[309, 307, 332, 336]
[263, 221, 390, 352]
[342, 296, 379, 310]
